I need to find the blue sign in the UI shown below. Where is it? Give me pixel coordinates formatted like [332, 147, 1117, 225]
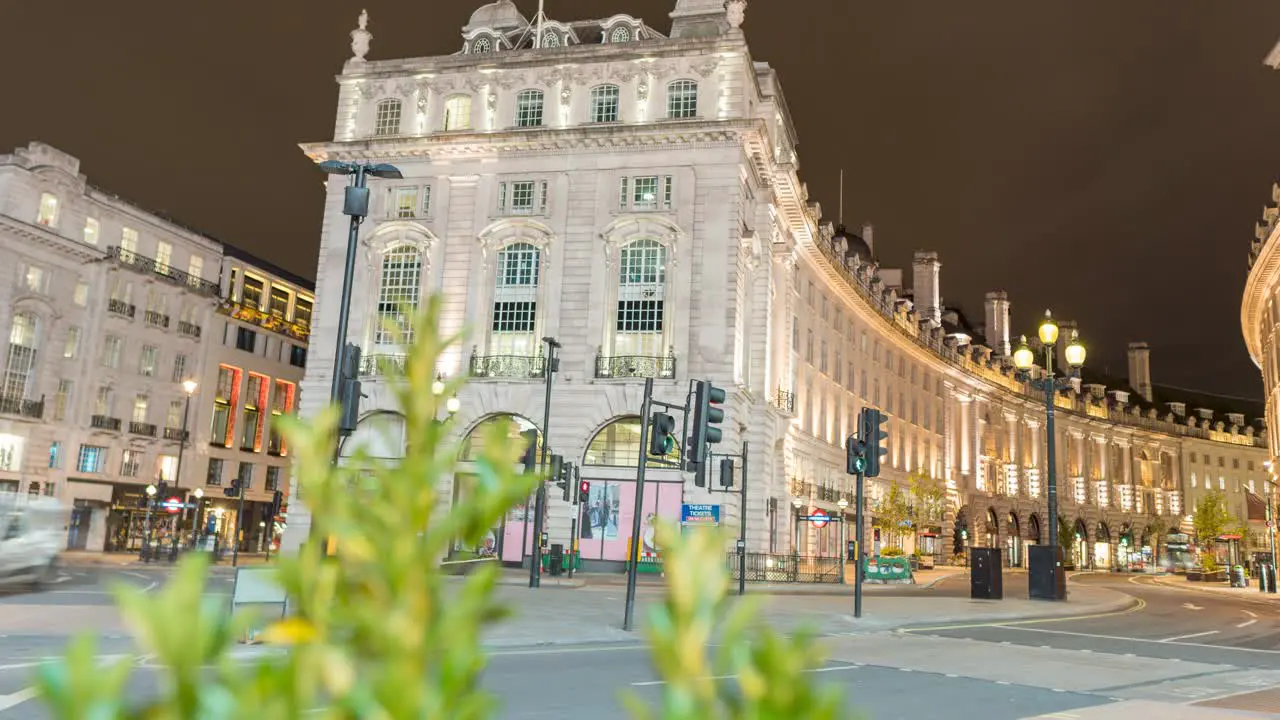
[681, 504, 720, 525]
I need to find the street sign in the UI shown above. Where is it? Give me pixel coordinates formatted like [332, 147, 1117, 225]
[161, 497, 183, 514]
[735, 539, 746, 549]
[681, 503, 721, 526]
[808, 509, 829, 528]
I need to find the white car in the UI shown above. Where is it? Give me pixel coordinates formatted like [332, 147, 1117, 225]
[0, 496, 66, 587]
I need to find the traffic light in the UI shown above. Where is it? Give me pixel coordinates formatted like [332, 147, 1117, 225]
[719, 457, 734, 488]
[155, 482, 168, 500]
[579, 479, 590, 504]
[549, 454, 564, 492]
[860, 408, 889, 478]
[689, 380, 726, 464]
[649, 412, 677, 457]
[338, 343, 363, 436]
[846, 435, 867, 475]
[224, 477, 242, 498]
[557, 460, 573, 502]
[519, 429, 539, 473]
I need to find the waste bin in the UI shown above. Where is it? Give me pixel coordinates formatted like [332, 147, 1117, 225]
[970, 546, 1003, 600]
[1231, 565, 1248, 588]
[548, 544, 564, 577]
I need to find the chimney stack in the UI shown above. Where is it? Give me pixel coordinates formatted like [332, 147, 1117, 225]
[983, 291, 1011, 356]
[911, 251, 941, 327]
[1127, 342, 1153, 403]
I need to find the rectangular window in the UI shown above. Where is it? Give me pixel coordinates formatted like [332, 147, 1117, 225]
[155, 241, 173, 272]
[266, 466, 281, 491]
[206, 458, 224, 486]
[0, 435, 22, 472]
[235, 327, 257, 353]
[53, 379, 72, 421]
[74, 280, 89, 307]
[23, 265, 47, 294]
[63, 327, 81, 359]
[138, 345, 159, 377]
[36, 193, 59, 227]
[819, 340, 828, 374]
[237, 462, 254, 489]
[269, 380, 295, 456]
[289, 345, 307, 368]
[211, 365, 241, 446]
[77, 444, 107, 474]
[120, 449, 142, 477]
[805, 330, 813, 363]
[172, 353, 188, 383]
[48, 441, 61, 469]
[184, 255, 203, 284]
[120, 228, 139, 260]
[667, 80, 698, 119]
[240, 373, 268, 452]
[83, 218, 99, 245]
[632, 176, 659, 210]
[132, 394, 148, 424]
[101, 335, 122, 369]
[511, 181, 534, 213]
[294, 298, 313, 328]
[620, 176, 674, 211]
[420, 185, 432, 217]
[374, 99, 402, 136]
[268, 287, 290, 319]
[158, 455, 177, 483]
[242, 276, 265, 309]
[590, 85, 620, 123]
[515, 89, 544, 127]
[393, 187, 418, 218]
[791, 317, 799, 351]
[166, 399, 183, 430]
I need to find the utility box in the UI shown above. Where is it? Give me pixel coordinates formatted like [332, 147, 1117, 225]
[1028, 544, 1067, 600]
[970, 546, 1003, 600]
[1259, 563, 1277, 594]
[548, 544, 564, 577]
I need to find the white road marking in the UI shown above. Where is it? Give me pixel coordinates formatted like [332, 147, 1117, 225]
[0, 687, 37, 711]
[1160, 630, 1219, 643]
[1244, 610, 1258, 618]
[1181, 603, 1203, 611]
[1235, 619, 1257, 628]
[631, 665, 859, 687]
[990, 625, 1280, 654]
[490, 645, 649, 658]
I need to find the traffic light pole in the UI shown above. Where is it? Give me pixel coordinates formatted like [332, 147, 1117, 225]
[233, 484, 246, 567]
[738, 440, 749, 598]
[568, 464, 580, 579]
[623, 377, 655, 632]
[530, 337, 561, 589]
[854, 468, 865, 618]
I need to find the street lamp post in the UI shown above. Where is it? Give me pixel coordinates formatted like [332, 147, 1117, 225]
[176, 380, 197, 543]
[791, 496, 803, 554]
[838, 497, 849, 584]
[140, 483, 158, 562]
[192, 487, 204, 549]
[1013, 310, 1086, 601]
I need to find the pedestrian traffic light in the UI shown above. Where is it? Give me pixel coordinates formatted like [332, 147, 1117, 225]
[689, 380, 726, 464]
[846, 435, 867, 475]
[557, 460, 573, 502]
[338, 343, 363, 436]
[860, 408, 889, 478]
[579, 479, 590, 504]
[719, 457, 735, 488]
[649, 412, 677, 457]
[519, 429, 539, 473]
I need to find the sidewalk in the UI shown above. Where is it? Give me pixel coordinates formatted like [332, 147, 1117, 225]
[59, 550, 273, 568]
[497, 565, 964, 595]
[1150, 573, 1280, 602]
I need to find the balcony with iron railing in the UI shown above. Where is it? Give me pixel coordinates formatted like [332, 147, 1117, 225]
[359, 353, 407, 377]
[162, 427, 188, 441]
[0, 394, 43, 419]
[594, 352, 676, 380]
[91, 415, 122, 431]
[128, 421, 157, 437]
[177, 321, 202, 339]
[107, 298, 136, 319]
[217, 300, 310, 342]
[469, 352, 547, 380]
[143, 310, 170, 329]
[106, 246, 220, 296]
[775, 387, 796, 414]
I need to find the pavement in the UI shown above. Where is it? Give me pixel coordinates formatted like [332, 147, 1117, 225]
[0, 565, 1279, 718]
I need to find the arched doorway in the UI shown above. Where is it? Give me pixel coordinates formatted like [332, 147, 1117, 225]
[1118, 523, 1135, 571]
[1073, 518, 1089, 569]
[579, 416, 684, 567]
[984, 508, 999, 549]
[1006, 512, 1023, 567]
[1094, 522, 1112, 569]
[457, 413, 542, 564]
[1028, 513, 1042, 545]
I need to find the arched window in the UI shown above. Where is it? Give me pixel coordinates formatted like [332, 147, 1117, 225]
[613, 239, 666, 357]
[667, 80, 698, 119]
[585, 416, 681, 467]
[541, 31, 561, 48]
[610, 26, 632, 43]
[590, 84, 620, 123]
[471, 36, 493, 54]
[3, 312, 39, 399]
[459, 414, 541, 462]
[443, 95, 473, 131]
[375, 245, 422, 346]
[515, 89, 545, 128]
[374, 99, 402, 136]
[489, 242, 540, 356]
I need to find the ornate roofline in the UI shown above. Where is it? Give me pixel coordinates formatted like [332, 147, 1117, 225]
[1243, 219, 1280, 368]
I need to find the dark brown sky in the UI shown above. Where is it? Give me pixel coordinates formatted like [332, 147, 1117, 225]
[3, 1, 1280, 398]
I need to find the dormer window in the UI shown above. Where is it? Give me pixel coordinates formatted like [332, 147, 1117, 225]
[610, 26, 632, 43]
[471, 36, 493, 54]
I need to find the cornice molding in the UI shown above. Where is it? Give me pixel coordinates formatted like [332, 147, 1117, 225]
[0, 216, 105, 263]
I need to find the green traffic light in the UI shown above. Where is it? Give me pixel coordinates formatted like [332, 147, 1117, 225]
[661, 435, 675, 454]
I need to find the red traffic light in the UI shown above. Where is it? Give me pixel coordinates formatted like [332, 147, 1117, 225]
[578, 480, 590, 503]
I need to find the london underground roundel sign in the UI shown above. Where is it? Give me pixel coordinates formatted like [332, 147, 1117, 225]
[809, 508, 829, 528]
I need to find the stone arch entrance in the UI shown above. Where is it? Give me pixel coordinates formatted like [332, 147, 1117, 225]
[1028, 513, 1042, 545]
[1095, 521, 1112, 569]
[984, 507, 999, 548]
[457, 413, 542, 564]
[1073, 518, 1089, 569]
[1006, 512, 1023, 567]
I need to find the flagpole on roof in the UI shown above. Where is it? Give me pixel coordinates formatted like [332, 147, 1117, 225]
[534, 0, 545, 49]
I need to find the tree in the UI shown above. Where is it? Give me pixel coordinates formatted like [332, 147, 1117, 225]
[1057, 515, 1076, 567]
[1145, 515, 1170, 569]
[872, 482, 911, 549]
[907, 473, 945, 555]
[1193, 489, 1233, 555]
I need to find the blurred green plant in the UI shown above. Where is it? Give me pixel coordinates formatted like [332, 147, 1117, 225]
[36, 295, 851, 719]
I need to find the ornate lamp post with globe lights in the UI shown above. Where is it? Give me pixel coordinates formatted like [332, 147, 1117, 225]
[1012, 310, 1086, 600]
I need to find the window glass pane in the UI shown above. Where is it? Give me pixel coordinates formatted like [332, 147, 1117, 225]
[515, 90, 544, 127]
[590, 85, 620, 123]
[376, 246, 422, 345]
[667, 80, 698, 119]
[374, 99, 402, 136]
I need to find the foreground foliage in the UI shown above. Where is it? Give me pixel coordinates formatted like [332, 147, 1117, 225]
[37, 298, 849, 718]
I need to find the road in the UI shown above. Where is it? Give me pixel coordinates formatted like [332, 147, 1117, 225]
[0, 568, 1278, 718]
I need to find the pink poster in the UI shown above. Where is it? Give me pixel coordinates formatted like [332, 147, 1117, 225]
[577, 478, 683, 562]
[501, 500, 535, 563]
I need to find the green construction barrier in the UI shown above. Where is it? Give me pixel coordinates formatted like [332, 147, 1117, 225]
[864, 555, 914, 582]
[540, 550, 582, 573]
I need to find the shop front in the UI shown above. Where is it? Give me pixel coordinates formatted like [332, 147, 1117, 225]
[1092, 522, 1112, 570]
[197, 498, 271, 553]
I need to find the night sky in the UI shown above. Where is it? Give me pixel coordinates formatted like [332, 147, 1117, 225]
[3, 1, 1280, 398]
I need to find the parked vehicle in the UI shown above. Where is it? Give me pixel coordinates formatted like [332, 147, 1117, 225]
[0, 495, 68, 588]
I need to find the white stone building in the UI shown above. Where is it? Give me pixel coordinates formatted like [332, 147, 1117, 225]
[0, 142, 311, 553]
[289, 0, 1267, 572]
